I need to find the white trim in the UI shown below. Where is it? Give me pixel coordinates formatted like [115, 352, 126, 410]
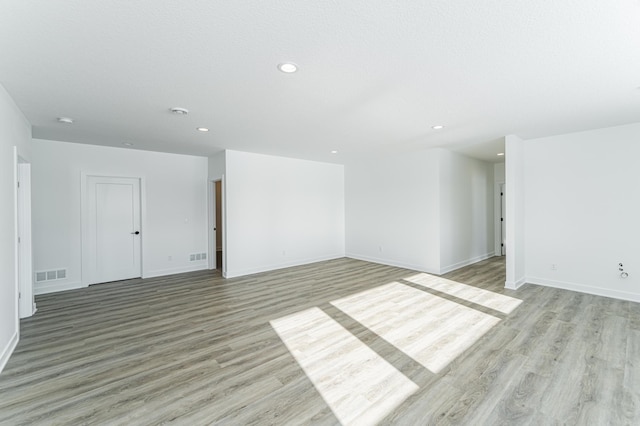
[207, 176, 225, 276]
[35, 281, 85, 295]
[0, 331, 19, 374]
[207, 180, 215, 270]
[140, 177, 147, 278]
[526, 276, 640, 303]
[11, 148, 20, 368]
[220, 176, 226, 276]
[207, 177, 225, 273]
[505, 277, 527, 290]
[494, 181, 505, 257]
[17, 160, 34, 318]
[439, 252, 496, 275]
[143, 264, 209, 279]
[346, 253, 440, 275]
[225, 254, 344, 279]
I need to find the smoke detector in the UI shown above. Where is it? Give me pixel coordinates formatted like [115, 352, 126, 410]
[170, 107, 189, 115]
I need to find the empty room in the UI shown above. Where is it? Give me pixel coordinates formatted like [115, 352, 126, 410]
[1, 1, 639, 424]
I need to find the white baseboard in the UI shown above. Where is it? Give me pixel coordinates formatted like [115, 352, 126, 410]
[34, 265, 211, 294]
[345, 253, 440, 275]
[505, 277, 527, 290]
[143, 263, 208, 279]
[0, 331, 19, 374]
[225, 254, 345, 279]
[526, 276, 640, 303]
[35, 280, 84, 295]
[439, 252, 496, 275]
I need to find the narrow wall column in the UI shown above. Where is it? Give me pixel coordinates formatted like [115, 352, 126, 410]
[505, 135, 526, 289]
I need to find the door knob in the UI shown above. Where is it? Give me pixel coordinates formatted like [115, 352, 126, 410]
[131, 231, 140, 235]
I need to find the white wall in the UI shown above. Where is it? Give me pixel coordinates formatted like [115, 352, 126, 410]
[345, 149, 495, 275]
[31, 139, 209, 293]
[345, 149, 441, 273]
[0, 84, 31, 373]
[439, 150, 495, 273]
[224, 150, 345, 278]
[494, 162, 505, 183]
[524, 123, 640, 301]
[505, 135, 526, 289]
[208, 150, 225, 181]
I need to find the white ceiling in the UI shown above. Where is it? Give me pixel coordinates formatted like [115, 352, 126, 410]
[1, 1, 639, 164]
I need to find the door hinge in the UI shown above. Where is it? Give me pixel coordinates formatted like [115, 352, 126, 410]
[19, 292, 21, 299]
[501, 218, 504, 222]
[17, 181, 20, 188]
[500, 192, 503, 196]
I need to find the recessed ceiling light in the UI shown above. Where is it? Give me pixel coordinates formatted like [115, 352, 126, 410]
[170, 107, 189, 115]
[196, 127, 209, 132]
[431, 125, 444, 130]
[278, 63, 298, 73]
[57, 117, 73, 124]
[497, 152, 505, 156]
[331, 150, 338, 154]
[122, 142, 133, 146]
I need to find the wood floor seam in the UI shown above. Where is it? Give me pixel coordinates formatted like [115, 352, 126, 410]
[1, 257, 638, 425]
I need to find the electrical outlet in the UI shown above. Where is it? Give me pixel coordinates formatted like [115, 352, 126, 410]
[168, 255, 172, 261]
[550, 264, 557, 271]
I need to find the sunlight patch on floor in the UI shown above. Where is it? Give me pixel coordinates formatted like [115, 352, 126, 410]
[403, 273, 522, 314]
[331, 282, 500, 373]
[270, 307, 419, 425]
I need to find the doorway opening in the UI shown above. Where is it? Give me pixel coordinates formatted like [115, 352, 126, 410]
[16, 153, 34, 318]
[209, 179, 224, 274]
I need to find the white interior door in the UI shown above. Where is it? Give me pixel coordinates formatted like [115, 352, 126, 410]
[86, 176, 141, 284]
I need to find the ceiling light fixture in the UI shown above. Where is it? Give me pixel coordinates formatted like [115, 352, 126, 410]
[497, 152, 505, 156]
[196, 127, 209, 132]
[331, 150, 338, 154]
[57, 117, 74, 124]
[278, 63, 298, 73]
[122, 142, 133, 146]
[431, 125, 444, 130]
[170, 107, 189, 115]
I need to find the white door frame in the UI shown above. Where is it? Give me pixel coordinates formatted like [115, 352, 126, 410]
[207, 176, 225, 276]
[14, 148, 35, 323]
[81, 172, 145, 286]
[16, 155, 35, 318]
[494, 181, 505, 256]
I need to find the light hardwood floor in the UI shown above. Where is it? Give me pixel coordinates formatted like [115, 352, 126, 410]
[1, 257, 639, 425]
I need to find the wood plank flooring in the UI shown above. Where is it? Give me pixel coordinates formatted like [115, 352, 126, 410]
[1, 257, 639, 425]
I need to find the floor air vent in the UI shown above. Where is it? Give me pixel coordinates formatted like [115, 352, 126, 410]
[36, 269, 67, 282]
